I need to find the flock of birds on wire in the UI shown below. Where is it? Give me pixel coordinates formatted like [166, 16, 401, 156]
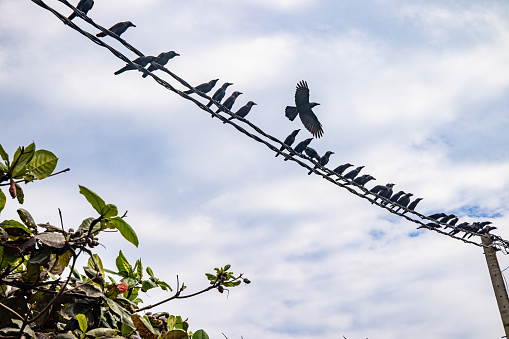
[67, 0, 498, 242]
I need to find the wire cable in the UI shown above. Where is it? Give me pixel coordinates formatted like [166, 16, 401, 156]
[29, 0, 509, 253]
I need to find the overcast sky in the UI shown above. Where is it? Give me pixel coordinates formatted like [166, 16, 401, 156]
[2, 0, 509, 338]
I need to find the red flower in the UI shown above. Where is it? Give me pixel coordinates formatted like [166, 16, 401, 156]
[117, 281, 129, 293]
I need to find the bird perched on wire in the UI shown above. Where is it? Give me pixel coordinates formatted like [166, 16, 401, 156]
[462, 222, 482, 239]
[387, 191, 405, 205]
[352, 174, 375, 187]
[440, 214, 456, 223]
[449, 222, 469, 236]
[214, 91, 242, 116]
[276, 129, 300, 158]
[185, 79, 219, 95]
[402, 197, 422, 214]
[327, 163, 353, 177]
[340, 166, 365, 181]
[114, 55, 155, 75]
[369, 184, 387, 194]
[417, 222, 441, 229]
[308, 151, 334, 175]
[369, 183, 393, 199]
[448, 217, 459, 226]
[304, 147, 320, 161]
[285, 138, 313, 161]
[68, 0, 94, 20]
[378, 184, 396, 205]
[394, 193, 413, 211]
[285, 81, 323, 138]
[224, 101, 257, 123]
[427, 213, 447, 220]
[207, 82, 233, 108]
[478, 225, 497, 236]
[141, 51, 180, 78]
[96, 21, 136, 38]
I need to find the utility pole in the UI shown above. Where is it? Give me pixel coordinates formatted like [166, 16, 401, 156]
[482, 236, 509, 337]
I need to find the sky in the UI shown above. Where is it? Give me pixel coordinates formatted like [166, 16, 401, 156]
[1, 0, 509, 338]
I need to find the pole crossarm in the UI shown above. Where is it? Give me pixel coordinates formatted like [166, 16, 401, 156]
[29, 0, 509, 253]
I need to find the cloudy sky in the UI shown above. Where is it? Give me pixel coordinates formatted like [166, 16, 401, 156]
[2, 0, 509, 337]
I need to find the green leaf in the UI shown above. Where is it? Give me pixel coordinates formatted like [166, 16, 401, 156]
[36, 232, 66, 248]
[51, 250, 73, 275]
[0, 219, 32, 236]
[76, 313, 88, 334]
[88, 254, 105, 278]
[109, 217, 138, 247]
[11, 143, 36, 178]
[115, 250, 131, 277]
[79, 217, 101, 233]
[141, 279, 158, 292]
[28, 149, 58, 180]
[15, 182, 24, 204]
[100, 203, 118, 218]
[192, 330, 209, 339]
[160, 330, 188, 339]
[85, 328, 118, 337]
[131, 314, 157, 339]
[167, 315, 176, 331]
[77, 283, 104, 298]
[135, 259, 143, 281]
[17, 208, 37, 228]
[174, 316, 188, 332]
[0, 144, 9, 163]
[0, 189, 5, 215]
[79, 185, 106, 215]
[156, 280, 172, 291]
[146, 267, 155, 279]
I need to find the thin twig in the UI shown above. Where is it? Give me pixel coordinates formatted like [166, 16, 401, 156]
[0, 302, 24, 321]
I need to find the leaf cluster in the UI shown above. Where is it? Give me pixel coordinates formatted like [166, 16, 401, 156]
[0, 144, 249, 339]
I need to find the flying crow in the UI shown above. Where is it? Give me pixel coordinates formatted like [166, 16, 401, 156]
[285, 81, 323, 138]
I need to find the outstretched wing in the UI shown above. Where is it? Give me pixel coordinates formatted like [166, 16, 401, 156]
[299, 108, 323, 138]
[294, 80, 310, 107]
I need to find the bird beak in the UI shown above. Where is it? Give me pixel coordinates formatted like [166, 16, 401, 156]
[131, 23, 136, 27]
[175, 53, 180, 56]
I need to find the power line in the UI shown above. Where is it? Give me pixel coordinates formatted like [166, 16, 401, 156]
[29, 0, 509, 253]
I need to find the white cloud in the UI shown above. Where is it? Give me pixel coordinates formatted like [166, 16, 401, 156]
[2, 0, 509, 338]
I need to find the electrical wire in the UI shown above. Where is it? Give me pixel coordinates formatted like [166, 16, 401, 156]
[29, 0, 509, 254]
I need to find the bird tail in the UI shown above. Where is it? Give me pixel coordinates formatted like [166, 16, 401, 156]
[68, 13, 76, 20]
[184, 90, 194, 94]
[96, 32, 107, 38]
[114, 68, 127, 76]
[285, 106, 298, 121]
[206, 101, 213, 108]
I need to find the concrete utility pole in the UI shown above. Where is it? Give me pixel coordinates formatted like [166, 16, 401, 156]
[482, 236, 509, 337]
